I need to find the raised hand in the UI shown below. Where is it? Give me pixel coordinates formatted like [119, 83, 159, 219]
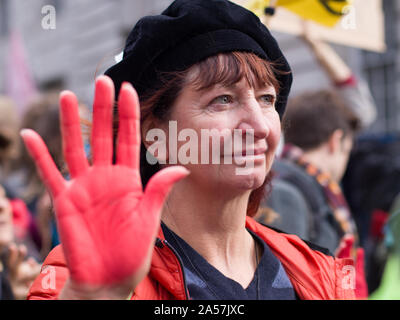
[21, 76, 188, 298]
[6, 243, 41, 300]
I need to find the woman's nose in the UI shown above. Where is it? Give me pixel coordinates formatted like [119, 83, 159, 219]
[237, 100, 269, 140]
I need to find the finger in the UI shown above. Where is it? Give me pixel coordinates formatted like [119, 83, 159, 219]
[92, 76, 115, 166]
[26, 257, 37, 266]
[139, 166, 189, 224]
[116, 82, 141, 170]
[7, 243, 17, 265]
[17, 244, 27, 262]
[6, 243, 19, 276]
[14, 245, 27, 273]
[60, 91, 89, 178]
[19, 259, 41, 282]
[20, 129, 65, 197]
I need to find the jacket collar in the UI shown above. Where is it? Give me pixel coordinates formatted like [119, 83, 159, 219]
[138, 217, 355, 300]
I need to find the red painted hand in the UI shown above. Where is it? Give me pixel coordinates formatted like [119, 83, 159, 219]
[21, 76, 188, 293]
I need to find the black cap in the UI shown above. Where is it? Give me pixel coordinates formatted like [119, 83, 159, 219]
[105, 0, 292, 116]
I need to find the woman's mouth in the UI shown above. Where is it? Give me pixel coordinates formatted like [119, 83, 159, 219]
[239, 146, 267, 156]
[221, 146, 267, 164]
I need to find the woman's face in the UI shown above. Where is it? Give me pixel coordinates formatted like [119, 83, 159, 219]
[0, 185, 14, 250]
[159, 71, 281, 192]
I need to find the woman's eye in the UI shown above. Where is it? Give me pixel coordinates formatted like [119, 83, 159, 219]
[211, 95, 233, 105]
[260, 94, 275, 106]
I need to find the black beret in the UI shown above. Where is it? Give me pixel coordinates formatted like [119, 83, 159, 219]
[104, 0, 292, 117]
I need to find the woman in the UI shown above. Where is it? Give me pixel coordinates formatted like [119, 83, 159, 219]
[24, 0, 355, 300]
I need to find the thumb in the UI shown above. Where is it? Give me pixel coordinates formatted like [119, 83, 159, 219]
[139, 166, 189, 222]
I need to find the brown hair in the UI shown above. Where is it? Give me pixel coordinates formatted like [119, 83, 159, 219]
[138, 51, 280, 216]
[282, 89, 361, 151]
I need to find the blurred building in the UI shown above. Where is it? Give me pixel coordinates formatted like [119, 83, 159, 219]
[0, 0, 171, 106]
[0, 0, 399, 133]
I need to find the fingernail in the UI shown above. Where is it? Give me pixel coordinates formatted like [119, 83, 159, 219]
[122, 82, 133, 90]
[60, 90, 73, 98]
[20, 128, 30, 137]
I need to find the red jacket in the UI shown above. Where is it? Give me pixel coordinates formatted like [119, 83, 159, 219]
[27, 217, 356, 300]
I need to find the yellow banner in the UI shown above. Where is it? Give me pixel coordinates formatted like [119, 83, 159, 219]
[235, 0, 385, 52]
[246, 0, 351, 27]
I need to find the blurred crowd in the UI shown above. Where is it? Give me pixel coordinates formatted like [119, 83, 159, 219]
[256, 33, 400, 300]
[0, 91, 90, 299]
[0, 33, 400, 300]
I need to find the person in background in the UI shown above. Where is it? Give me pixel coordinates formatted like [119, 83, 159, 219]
[261, 90, 360, 250]
[12, 92, 90, 260]
[256, 21, 377, 298]
[14, 92, 64, 212]
[0, 96, 42, 299]
[300, 23, 378, 298]
[0, 184, 41, 300]
[0, 96, 21, 195]
[300, 20, 377, 130]
[16, 92, 64, 260]
[258, 89, 368, 298]
[341, 136, 400, 294]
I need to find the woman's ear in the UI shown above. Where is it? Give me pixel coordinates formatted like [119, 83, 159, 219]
[141, 116, 154, 151]
[141, 116, 169, 164]
[327, 129, 344, 154]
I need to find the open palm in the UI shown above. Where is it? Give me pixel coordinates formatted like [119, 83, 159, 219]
[21, 76, 188, 288]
